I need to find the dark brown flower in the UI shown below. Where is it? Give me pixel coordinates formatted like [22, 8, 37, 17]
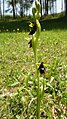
[29, 22, 37, 35]
[38, 62, 45, 74]
[28, 39, 32, 48]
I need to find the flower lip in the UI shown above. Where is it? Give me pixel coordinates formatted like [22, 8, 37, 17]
[28, 39, 32, 48]
[38, 62, 45, 74]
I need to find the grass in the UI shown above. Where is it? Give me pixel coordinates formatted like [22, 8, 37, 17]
[0, 17, 67, 119]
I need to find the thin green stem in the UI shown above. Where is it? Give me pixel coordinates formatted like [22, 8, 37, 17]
[34, 56, 41, 117]
[37, 75, 40, 119]
[33, 48, 41, 119]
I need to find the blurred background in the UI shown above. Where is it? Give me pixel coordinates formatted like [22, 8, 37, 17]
[0, 0, 67, 19]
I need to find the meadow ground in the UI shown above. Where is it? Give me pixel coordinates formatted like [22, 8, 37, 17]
[0, 17, 67, 119]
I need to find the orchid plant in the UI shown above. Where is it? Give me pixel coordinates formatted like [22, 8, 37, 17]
[28, 0, 45, 118]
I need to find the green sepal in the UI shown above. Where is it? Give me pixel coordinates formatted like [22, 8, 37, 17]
[32, 35, 37, 56]
[36, 19, 41, 39]
[35, 0, 41, 13]
[29, 22, 34, 27]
